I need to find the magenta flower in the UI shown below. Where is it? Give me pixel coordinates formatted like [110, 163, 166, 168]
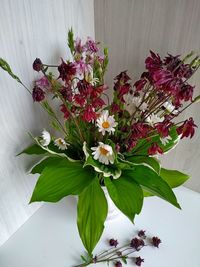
[85, 37, 99, 53]
[35, 76, 50, 89]
[74, 37, 85, 53]
[115, 261, 122, 267]
[177, 117, 197, 139]
[32, 86, 45, 102]
[92, 97, 105, 108]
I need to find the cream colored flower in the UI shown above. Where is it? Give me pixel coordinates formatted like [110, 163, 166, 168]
[41, 129, 51, 146]
[96, 110, 117, 136]
[91, 142, 114, 165]
[123, 94, 148, 115]
[54, 138, 68, 150]
[160, 136, 172, 146]
[146, 114, 164, 127]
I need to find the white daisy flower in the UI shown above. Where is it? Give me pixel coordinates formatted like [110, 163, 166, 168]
[96, 110, 118, 136]
[91, 142, 114, 165]
[54, 138, 68, 150]
[41, 129, 51, 146]
[160, 135, 172, 146]
[146, 113, 164, 127]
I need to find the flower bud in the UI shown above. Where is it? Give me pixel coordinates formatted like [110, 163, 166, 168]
[33, 58, 43, 72]
[32, 86, 45, 102]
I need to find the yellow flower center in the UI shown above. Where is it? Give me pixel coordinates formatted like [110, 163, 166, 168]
[102, 121, 110, 129]
[100, 147, 109, 156]
[58, 138, 64, 145]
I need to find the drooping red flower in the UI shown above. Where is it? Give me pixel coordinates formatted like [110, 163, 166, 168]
[74, 94, 86, 107]
[91, 85, 107, 98]
[32, 86, 45, 102]
[145, 50, 162, 74]
[164, 54, 181, 72]
[130, 237, 145, 250]
[82, 105, 96, 122]
[134, 79, 147, 91]
[58, 59, 76, 82]
[177, 84, 194, 102]
[33, 58, 42, 72]
[148, 143, 163, 155]
[91, 97, 105, 108]
[77, 79, 93, 96]
[156, 120, 172, 137]
[176, 117, 197, 139]
[60, 104, 70, 120]
[131, 123, 150, 139]
[114, 71, 131, 84]
[152, 236, 162, 248]
[153, 69, 173, 87]
[118, 83, 130, 99]
[111, 103, 121, 113]
[60, 86, 73, 102]
[135, 256, 144, 266]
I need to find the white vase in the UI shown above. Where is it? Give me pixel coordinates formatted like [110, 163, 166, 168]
[102, 187, 121, 221]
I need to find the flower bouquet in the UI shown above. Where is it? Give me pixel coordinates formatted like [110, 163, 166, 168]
[0, 29, 199, 257]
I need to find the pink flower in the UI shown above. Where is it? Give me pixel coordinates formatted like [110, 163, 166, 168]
[148, 143, 163, 155]
[177, 118, 197, 139]
[75, 60, 91, 75]
[85, 37, 99, 53]
[74, 37, 85, 53]
[82, 105, 96, 122]
[35, 76, 50, 89]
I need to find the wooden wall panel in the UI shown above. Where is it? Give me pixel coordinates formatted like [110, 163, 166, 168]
[94, 0, 200, 191]
[0, 0, 94, 246]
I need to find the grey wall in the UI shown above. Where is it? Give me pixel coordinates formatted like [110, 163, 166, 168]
[94, 0, 200, 191]
[0, 0, 94, 246]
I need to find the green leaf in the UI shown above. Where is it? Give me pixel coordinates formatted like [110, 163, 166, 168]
[68, 28, 75, 54]
[126, 156, 160, 174]
[160, 168, 190, 188]
[30, 159, 95, 203]
[124, 165, 181, 209]
[77, 177, 108, 254]
[193, 95, 200, 103]
[17, 143, 46, 156]
[105, 176, 143, 222]
[31, 157, 61, 174]
[0, 58, 21, 83]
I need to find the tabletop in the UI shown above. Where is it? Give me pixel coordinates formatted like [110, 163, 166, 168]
[0, 186, 200, 267]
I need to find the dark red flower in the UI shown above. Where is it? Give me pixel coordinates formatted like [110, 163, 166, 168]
[131, 123, 150, 139]
[114, 71, 131, 83]
[152, 236, 161, 248]
[134, 79, 147, 91]
[92, 97, 105, 108]
[118, 83, 131, 99]
[60, 104, 70, 120]
[74, 94, 86, 107]
[58, 59, 76, 82]
[130, 238, 145, 250]
[109, 238, 118, 247]
[145, 50, 162, 74]
[153, 69, 173, 87]
[111, 103, 121, 113]
[77, 79, 93, 96]
[127, 140, 137, 152]
[60, 86, 73, 102]
[176, 117, 197, 139]
[156, 121, 172, 137]
[148, 143, 163, 155]
[135, 256, 144, 266]
[177, 84, 194, 102]
[115, 261, 122, 267]
[32, 86, 45, 102]
[82, 105, 96, 122]
[164, 54, 181, 72]
[138, 230, 146, 238]
[33, 58, 42, 72]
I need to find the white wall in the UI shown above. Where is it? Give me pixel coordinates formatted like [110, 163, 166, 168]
[94, 0, 200, 192]
[0, 0, 94, 246]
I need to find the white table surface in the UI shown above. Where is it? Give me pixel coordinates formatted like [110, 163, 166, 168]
[0, 186, 200, 267]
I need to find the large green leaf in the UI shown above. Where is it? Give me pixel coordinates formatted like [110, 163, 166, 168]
[30, 159, 95, 203]
[17, 144, 46, 156]
[77, 177, 108, 255]
[105, 176, 143, 222]
[126, 156, 160, 174]
[123, 165, 181, 209]
[31, 157, 62, 174]
[160, 168, 190, 188]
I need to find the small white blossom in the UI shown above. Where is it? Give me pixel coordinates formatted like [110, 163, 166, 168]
[163, 101, 178, 114]
[160, 136, 172, 146]
[41, 130, 51, 146]
[91, 142, 114, 165]
[146, 114, 164, 127]
[132, 96, 148, 112]
[96, 110, 117, 136]
[54, 138, 68, 150]
[124, 94, 148, 115]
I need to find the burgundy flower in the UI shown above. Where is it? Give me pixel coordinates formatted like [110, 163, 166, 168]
[74, 94, 86, 107]
[177, 84, 194, 102]
[131, 123, 150, 139]
[60, 104, 70, 120]
[148, 143, 163, 155]
[164, 54, 181, 72]
[115, 261, 122, 267]
[118, 83, 130, 98]
[109, 238, 119, 247]
[33, 58, 42, 72]
[177, 117, 197, 139]
[32, 86, 45, 102]
[82, 105, 96, 122]
[145, 50, 162, 74]
[134, 79, 147, 91]
[135, 256, 144, 266]
[156, 121, 172, 137]
[153, 69, 173, 87]
[60, 86, 73, 102]
[58, 59, 76, 82]
[114, 71, 131, 83]
[152, 236, 161, 248]
[111, 103, 121, 113]
[92, 97, 105, 108]
[91, 85, 106, 98]
[77, 79, 93, 96]
[138, 230, 146, 238]
[127, 140, 137, 152]
[130, 238, 145, 250]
